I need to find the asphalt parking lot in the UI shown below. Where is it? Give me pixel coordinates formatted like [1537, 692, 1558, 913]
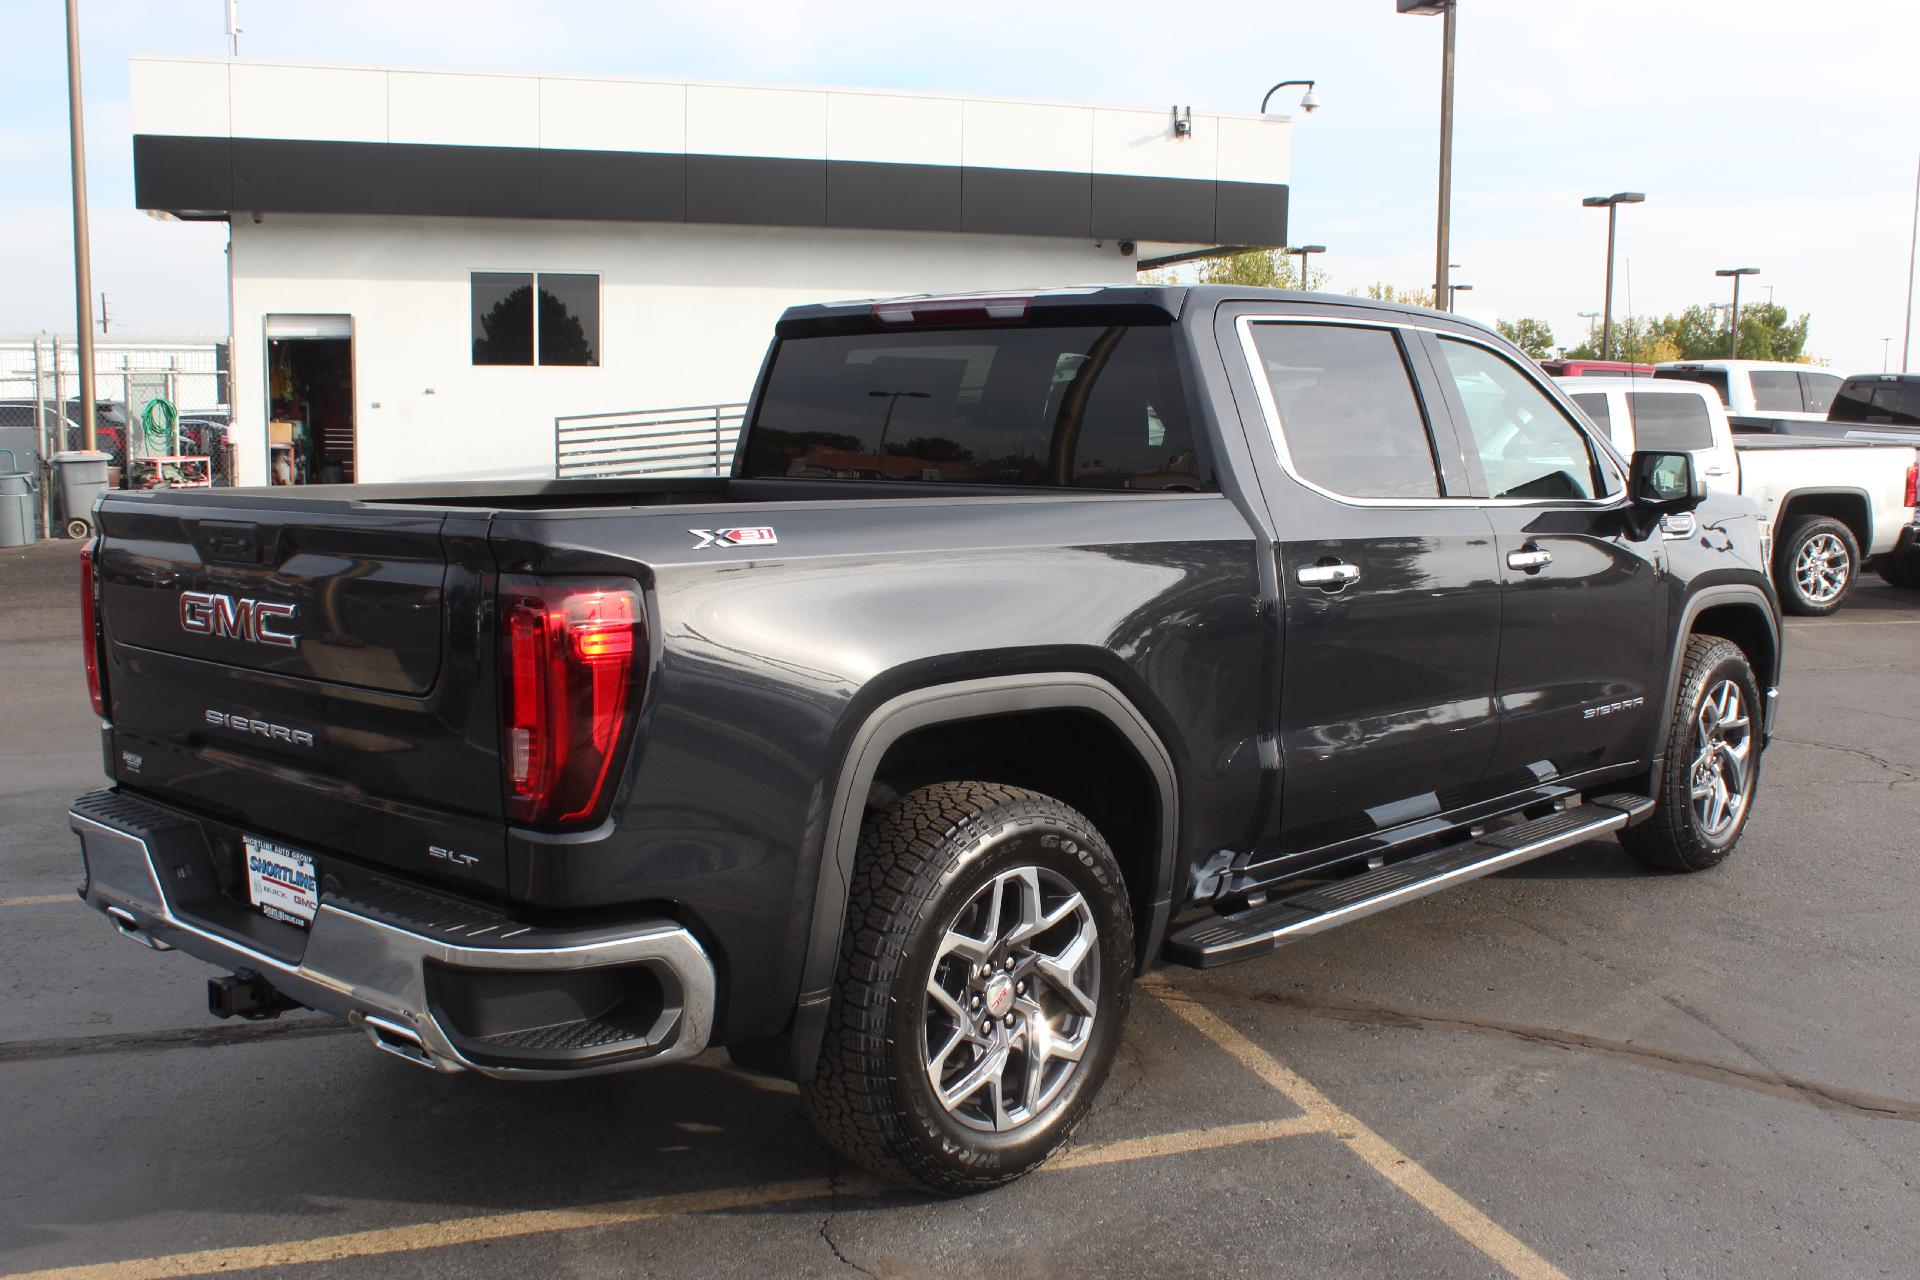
[3, 537, 1917, 1280]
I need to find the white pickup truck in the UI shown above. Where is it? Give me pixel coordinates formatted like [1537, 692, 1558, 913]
[1652, 359, 1845, 423]
[1558, 376, 1920, 615]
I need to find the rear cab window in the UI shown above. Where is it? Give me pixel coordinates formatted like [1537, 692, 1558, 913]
[741, 325, 1203, 490]
[1626, 392, 1715, 451]
[1654, 367, 1730, 404]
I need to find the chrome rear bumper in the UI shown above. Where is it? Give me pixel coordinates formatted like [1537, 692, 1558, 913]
[69, 790, 715, 1079]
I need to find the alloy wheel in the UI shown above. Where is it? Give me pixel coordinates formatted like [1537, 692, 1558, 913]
[1793, 532, 1850, 604]
[1689, 678, 1753, 840]
[921, 865, 1101, 1134]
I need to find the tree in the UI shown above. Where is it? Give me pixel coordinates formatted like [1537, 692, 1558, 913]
[1142, 248, 1327, 291]
[1565, 317, 1679, 365]
[1566, 302, 1812, 364]
[1350, 281, 1435, 307]
[1496, 318, 1555, 360]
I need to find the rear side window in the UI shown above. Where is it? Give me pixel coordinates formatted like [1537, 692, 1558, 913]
[1439, 338, 1603, 500]
[1247, 323, 1440, 499]
[742, 326, 1202, 490]
[1801, 371, 1841, 415]
[1569, 392, 1612, 435]
[1750, 370, 1804, 412]
[1627, 392, 1715, 451]
[1654, 367, 1730, 403]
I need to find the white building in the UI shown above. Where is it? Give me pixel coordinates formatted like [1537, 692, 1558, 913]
[131, 56, 1292, 486]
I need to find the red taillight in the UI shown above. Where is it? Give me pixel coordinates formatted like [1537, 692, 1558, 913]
[79, 540, 107, 718]
[499, 577, 644, 827]
[1905, 458, 1917, 509]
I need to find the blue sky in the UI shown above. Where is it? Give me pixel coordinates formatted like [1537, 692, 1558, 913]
[4, 0, 1916, 372]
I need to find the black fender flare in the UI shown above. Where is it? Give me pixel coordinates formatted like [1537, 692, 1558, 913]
[1649, 584, 1782, 792]
[779, 672, 1180, 1082]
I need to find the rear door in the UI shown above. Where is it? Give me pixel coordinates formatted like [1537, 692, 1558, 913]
[1231, 314, 1504, 856]
[1424, 334, 1663, 788]
[96, 494, 506, 891]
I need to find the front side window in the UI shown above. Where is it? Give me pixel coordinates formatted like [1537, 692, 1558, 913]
[1439, 338, 1603, 500]
[472, 271, 600, 367]
[741, 325, 1201, 490]
[1248, 323, 1441, 499]
[1627, 392, 1715, 451]
[1750, 370, 1803, 412]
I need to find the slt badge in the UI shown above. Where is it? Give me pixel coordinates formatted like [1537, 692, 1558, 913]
[689, 526, 778, 550]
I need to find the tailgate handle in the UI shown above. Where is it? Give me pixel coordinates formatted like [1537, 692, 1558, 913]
[200, 521, 261, 564]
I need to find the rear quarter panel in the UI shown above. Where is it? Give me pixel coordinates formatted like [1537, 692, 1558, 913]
[488, 490, 1265, 1042]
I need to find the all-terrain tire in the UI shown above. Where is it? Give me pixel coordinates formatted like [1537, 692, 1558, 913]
[1774, 514, 1859, 616]
[802, 781, 1134, 1195]
[1621, 636, 1763, 872]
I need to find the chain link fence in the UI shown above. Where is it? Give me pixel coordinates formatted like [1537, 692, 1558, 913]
[0, 336, 231, 537]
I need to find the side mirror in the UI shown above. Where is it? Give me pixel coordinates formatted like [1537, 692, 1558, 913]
[1630, 450, 1705, 513]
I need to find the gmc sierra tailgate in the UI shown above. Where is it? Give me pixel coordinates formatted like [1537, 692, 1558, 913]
[92, 492, 508, 892]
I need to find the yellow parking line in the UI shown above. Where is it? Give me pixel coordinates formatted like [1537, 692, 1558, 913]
[1, 1113, 1327, 1279]
[0, 895, 72, 908]
[1146, 979, 1570, 1280]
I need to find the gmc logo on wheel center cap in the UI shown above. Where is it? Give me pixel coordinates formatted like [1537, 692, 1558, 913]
[179, 591, 299, 648]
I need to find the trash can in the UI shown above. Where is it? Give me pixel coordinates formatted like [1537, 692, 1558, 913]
[52, 450, 110, 540]
[0, 449, 34, 548]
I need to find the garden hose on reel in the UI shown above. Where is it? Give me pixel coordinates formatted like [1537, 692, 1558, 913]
[139, 397, 178, 456]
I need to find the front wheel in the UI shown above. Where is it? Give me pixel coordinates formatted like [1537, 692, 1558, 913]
[1774, 514, 1858, 616]
[803, 781, 1134, 1194]
[1621, 636, 1763, 872]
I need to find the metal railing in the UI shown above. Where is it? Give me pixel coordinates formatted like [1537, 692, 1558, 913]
[554, 402, 747, 479]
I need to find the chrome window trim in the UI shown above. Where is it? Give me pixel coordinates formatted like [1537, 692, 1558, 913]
[1234, 312, 1629, 511]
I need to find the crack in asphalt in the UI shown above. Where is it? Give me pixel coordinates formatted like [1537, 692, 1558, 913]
[817, 1161, 877, 1278]
[1771, 735, 1920, 790]
[1172, 980, 1920, 1124]
[0, 1018, 355, 1063]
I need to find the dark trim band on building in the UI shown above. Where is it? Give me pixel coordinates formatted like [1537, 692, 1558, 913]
[133, 134, 1288, 247]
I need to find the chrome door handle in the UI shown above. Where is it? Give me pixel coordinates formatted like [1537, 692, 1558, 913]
[1506, 548, 1553, 571]
[1296, 562, 1361, 588]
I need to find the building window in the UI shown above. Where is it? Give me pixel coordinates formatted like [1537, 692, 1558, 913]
[471, 271, 599, 367]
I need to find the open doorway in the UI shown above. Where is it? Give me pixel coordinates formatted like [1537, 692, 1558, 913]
[264, 315, 355, 484]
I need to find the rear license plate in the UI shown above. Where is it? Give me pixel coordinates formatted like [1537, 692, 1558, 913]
[243, 836, 319, 928]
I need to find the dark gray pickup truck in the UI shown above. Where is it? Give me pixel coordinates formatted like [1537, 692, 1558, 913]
[70, 285, 1781, 1192]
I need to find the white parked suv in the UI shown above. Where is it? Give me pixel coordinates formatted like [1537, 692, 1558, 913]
[1652, 359, 1843, 422]
[1558, 376, 1920, 615]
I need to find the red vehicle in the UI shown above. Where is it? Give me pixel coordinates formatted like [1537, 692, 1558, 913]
[1537, 359, 1655, 377]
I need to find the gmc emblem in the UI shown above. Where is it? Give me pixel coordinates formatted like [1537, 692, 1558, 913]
[179, 591, 299, 648]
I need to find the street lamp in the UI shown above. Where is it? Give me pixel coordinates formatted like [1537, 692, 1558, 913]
[1715, 267, 1761, 358]
[1260, 80, 1319, 115]
[1285, 244, 1326, 290]
[1577, 310, 1600, 344]
[1448, 283, 1473, 311]
[1397, 0, 1456, 311]
[1583, 191, 1645, 360]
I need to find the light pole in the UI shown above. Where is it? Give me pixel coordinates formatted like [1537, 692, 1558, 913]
[1583, 191, 1645, 361]
[64, 0, 97, 452]
[867, 390, 929, 476]
[1285, 244, 1325, 290]
[1715, 267, 1761, 359]
[1448, 283, 1472, 311]
[1397, 1, 1455, 309]
[1904, 146, 1918, 372]
[1259, 80, 1319, 116]
[1577, 310, 1600, 345]
[1885, 337, 1894, 374]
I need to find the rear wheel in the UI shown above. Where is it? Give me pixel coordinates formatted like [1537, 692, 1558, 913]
[803, 781, 1133, 1194]
[1774, 514, 1858, 616]
[1621, 636, 1762, 872]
